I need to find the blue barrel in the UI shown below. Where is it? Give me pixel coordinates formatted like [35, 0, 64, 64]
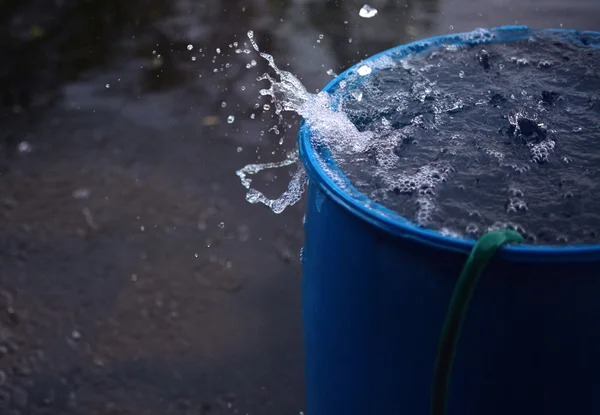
[299, 26, 600, 415]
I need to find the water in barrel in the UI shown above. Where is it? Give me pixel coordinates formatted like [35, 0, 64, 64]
[241, 30, 600, 246]
[326, 33, 600, 245]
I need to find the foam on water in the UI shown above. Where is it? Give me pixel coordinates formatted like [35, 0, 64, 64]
[336, 33, 600, 245]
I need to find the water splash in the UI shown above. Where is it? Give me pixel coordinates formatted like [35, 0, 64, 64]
[235, 150, 306, 214]
[359, 5, 378, 18]
[237, 31, 373, 213]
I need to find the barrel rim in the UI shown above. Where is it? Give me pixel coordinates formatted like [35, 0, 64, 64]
[298, 25, 600, 262]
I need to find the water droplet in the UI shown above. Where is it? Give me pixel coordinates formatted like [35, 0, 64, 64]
[191, 56, 197, 61]
[216, 48, 221, 54]
[459, 71, 465, 78]
[237, 147, 243, 153]
[318, 34, 324, 40]
[105, 83, 110, 88]
[263, 104, 271, 111]
[218, 222, 225, 229]
[187, 44, 193, 51]
[221, 101, 227, 108]
[18, 142, 31, 153]
[357, 65, 372, 76]
[241, 86, 246, 91]
[449, 25, 454, 30]
[359, 4, 378, 18]
[227, 115, 235, 124]
[72, 188, 91, 199]
[250, 113, 256, 119]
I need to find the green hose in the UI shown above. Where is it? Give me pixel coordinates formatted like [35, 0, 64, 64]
[430, 229, 524, 415]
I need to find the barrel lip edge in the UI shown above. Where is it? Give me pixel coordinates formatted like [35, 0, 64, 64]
[298, 25, 600, 263]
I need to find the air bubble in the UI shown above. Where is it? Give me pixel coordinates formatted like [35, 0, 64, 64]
[466, 223, 479, 234]
[351, 90, 363, 102]
[516, 58, 529, 66]
[538, 60, 552, 68]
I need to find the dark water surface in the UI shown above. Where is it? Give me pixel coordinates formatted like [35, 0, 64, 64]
[339, 34, 600, 245]
[0, 0, 599, 414]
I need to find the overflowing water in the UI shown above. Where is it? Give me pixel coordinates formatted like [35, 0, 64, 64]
[236, 30, 372, 213]
[237, 29, 600, 245]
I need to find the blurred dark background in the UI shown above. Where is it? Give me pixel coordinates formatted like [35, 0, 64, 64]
[0, 1, 598, 414]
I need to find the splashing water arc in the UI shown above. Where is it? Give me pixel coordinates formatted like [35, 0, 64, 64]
[236, 30, 372, 213]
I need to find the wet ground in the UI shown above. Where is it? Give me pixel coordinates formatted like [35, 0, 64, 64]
[0, 1, 598, 414]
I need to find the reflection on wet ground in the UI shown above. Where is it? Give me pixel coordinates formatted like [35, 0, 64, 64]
[0, 0, 598, 413]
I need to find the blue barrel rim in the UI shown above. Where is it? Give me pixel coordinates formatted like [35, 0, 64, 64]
[298, 25, 600, 262]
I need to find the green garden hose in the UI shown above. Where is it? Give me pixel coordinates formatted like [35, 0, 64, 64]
[430, 229, 524, 415]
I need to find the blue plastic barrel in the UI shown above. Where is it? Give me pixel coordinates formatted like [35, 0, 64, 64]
[299, 26, 600, 415]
